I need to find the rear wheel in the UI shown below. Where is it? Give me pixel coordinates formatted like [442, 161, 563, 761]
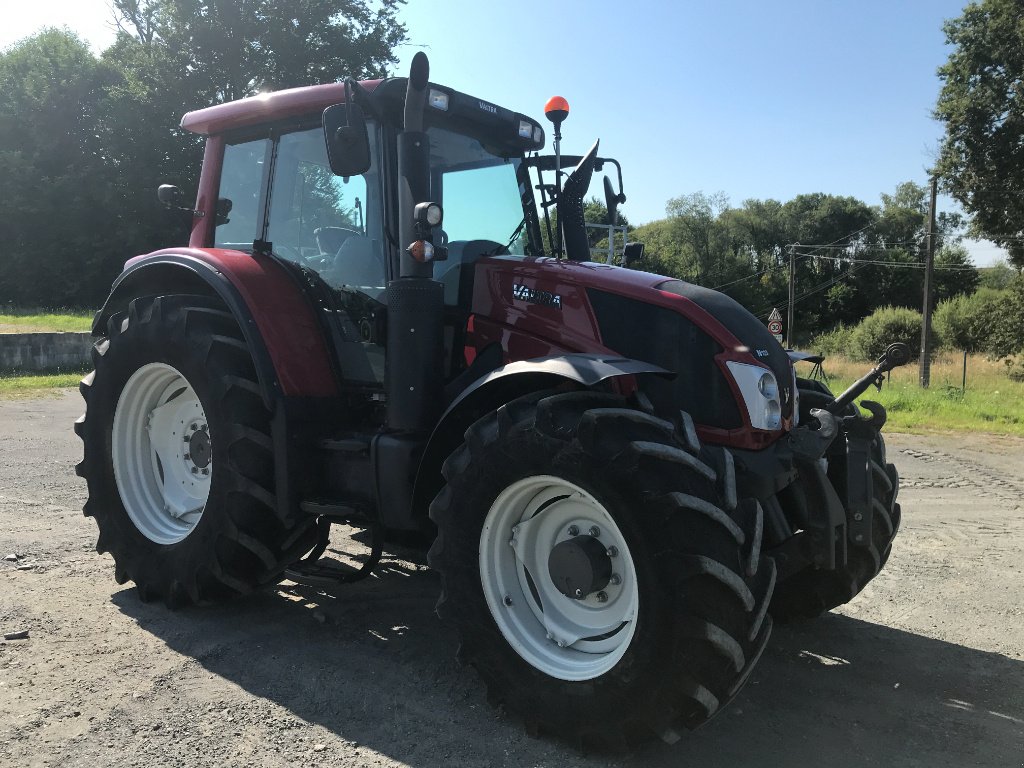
[75, 294, 315, 606]
[429, 391, 775, 749]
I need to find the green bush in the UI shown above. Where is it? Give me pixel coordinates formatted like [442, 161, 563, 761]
[850, 306, 922, 361]
[989, 275, 1024, 360]
[933, 288, 1007, 354]
[808, 323, 855, 357]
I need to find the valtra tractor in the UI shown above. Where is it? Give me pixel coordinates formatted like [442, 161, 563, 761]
[75, 53, 907, 748]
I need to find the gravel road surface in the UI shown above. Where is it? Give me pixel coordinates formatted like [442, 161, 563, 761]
[1, 392, 1022, 767]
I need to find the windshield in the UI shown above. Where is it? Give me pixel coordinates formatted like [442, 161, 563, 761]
[427, 127, 528, 255]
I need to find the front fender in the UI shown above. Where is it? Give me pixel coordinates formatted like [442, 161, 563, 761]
[402, 354, 670, 528]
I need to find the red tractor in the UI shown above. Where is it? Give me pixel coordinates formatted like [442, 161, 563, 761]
[76, 54, 906, 748]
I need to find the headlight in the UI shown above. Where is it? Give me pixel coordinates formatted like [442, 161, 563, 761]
[725, 361, 783, 431]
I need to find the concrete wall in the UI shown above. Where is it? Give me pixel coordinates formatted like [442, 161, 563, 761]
[0, 333, 93, 372]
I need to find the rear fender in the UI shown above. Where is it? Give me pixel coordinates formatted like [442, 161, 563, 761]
[403, 354, 669, 529]
[93, 248, 339, 406]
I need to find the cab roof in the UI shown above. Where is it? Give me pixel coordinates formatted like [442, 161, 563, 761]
[180, 80, 383, 136]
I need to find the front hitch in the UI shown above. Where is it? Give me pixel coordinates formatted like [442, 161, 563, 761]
[826, 342, 911, 415]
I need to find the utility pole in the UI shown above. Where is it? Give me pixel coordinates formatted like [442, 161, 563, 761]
[919, 175, 938, 388]
[786, 243, 797, 349]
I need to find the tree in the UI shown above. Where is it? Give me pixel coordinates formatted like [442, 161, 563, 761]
[0, 2, 408, 309]
[979, 259, 1019, 290]
[935, 0, 1024, 267]
[112, 0, 406, 100]
[0, 30, 121, 305]
[933, 243, 980, 302]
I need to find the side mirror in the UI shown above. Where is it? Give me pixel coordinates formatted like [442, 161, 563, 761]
[623, 241, 644, 266]
[324, 101, 371, 177]
[157, 184, 183, 208]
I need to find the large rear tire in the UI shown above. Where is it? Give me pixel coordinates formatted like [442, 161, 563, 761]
[75, 295, 315, 607]
[770, 380, 901, 620]
[428, 391, 775, 749]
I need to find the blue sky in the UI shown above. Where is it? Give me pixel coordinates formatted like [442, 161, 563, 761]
[4, 0, 1006, 264]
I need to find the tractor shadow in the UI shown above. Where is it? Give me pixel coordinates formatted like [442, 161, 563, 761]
[114, 557, 1024, 768]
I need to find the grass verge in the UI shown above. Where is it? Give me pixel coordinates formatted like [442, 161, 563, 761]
[0, 371, 88, 399]
[0, 309, 94, 333]
[801, 352, 1024, 436]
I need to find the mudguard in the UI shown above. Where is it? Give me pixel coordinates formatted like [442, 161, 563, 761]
[402, 354, 670, 528]
[92, 248, 338, 405]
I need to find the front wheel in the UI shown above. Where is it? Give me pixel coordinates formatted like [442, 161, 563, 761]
[428, 391, 775, 749]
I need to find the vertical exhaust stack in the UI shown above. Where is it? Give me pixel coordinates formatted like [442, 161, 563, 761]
[386, 52, 445, 432]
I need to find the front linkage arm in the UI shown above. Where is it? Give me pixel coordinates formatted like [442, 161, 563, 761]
[827, 342, 911, 415]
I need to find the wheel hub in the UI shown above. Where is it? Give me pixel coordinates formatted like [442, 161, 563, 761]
[186, 424, 212, 470]
[548, 535, 612, 599]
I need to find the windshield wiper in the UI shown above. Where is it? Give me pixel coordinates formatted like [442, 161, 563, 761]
[494, 217, 526, 255]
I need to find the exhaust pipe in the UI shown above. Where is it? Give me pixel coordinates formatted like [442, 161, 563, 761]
[386, 52, 445, 432]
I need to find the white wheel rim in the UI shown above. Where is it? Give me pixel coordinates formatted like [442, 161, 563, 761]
[479, 475, 639, 681]
[112, 363, 211, 545]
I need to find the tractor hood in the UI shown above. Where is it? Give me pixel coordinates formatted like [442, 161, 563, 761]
[468, 257, 795, 449]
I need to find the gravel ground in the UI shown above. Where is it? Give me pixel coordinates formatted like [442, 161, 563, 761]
[1, 391, 1022, 767]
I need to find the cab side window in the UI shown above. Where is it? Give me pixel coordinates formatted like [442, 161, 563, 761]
[215, 139, 270, 248]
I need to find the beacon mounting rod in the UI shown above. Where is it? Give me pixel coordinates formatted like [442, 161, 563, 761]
[544, 96, 569, 259]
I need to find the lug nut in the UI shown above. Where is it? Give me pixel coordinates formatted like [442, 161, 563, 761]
[200, 424, 208, 432]
[606, 546, 619, 558]
[503, 595, 513, 606]
[190, 424, 198, 432]
[201, 468, 209, 476]
[184, 453, 191, 461]
[596, 591, 608, 603]
[573, 588, 583, 599]
[589, 526, 601, 537]
[190, 467, 198, 474]
[567, 525, 579, 536]
[853, 512, 863, 521]
[610, 574, 622, 586]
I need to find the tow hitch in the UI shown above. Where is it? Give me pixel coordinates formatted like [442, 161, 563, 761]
[779, 342, 911, 577]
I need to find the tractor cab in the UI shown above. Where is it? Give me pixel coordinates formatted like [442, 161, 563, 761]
[187, 74, 551, 393]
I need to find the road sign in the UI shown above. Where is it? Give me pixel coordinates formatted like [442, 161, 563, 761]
[768, 307, 783, 322]
[768, 320, 783, 335]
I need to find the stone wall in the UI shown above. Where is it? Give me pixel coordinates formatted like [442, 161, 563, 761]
[0, 333, 93, 372]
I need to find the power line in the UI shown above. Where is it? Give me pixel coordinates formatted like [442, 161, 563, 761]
[755, 262, 871, 319]
[711, 251, 814, 291]
[791, 241, 921, 250]
[713, 221, 881, 292]
[811, 253, 979, 270]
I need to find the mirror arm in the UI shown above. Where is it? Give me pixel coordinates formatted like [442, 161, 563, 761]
[345, 77, 382, 120]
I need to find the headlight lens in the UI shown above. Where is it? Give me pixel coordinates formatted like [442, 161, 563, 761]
[725, 361, 784, 431]
[757, 371, 778, 399]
